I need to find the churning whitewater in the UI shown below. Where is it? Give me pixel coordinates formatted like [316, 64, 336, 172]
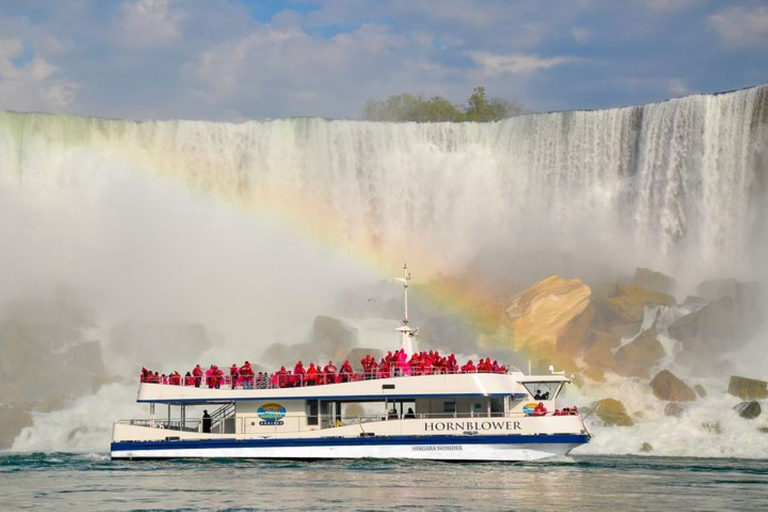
[1, 85, 767, 457]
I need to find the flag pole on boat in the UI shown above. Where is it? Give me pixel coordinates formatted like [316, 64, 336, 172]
[395, 263, 415, 356]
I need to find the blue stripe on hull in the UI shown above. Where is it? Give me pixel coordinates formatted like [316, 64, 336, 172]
[112, 433, 589, 452]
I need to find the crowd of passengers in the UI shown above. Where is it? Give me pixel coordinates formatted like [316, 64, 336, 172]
[139, 348, 509, 390]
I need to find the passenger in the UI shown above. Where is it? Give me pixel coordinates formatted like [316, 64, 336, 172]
[323, 361, 338, 384]
[533, 402, 547, 417]
[184, 371, 195, 386]
[229, 364, 239, 389]
[534, 389, 543, 400]
[192, 364, 203, 388]
[387, 407, 398, 420]
[293, 361, 306, 387]
[340, 360, 353, 383]
[202, 410, 212, 433]
[306, 363, 318, 386]
[161, 374, 168, 385]
[206, 365, 215, 388]
[239, 361, 254, 389]
[461, 360, 476, 373]
[542, 391, 550, 400]
[214, 365, 224, 389]
[404, 407, 416, 419]
[169, 371, 181, 386]
[570, 405, 578, 416]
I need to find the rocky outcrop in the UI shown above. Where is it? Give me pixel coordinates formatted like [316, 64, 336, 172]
[504, 275, 592, 354]
[310, 316, 358, 355]
[664, 403, 686, 417]
[557, 305, 595, 356]
[697, 278, 738, 300]
[728, 376, 768, 400]
[650, 370, 696, 401]
[602, 284, 675, 324]
[634, 268, 676, 296]
[594, 398, 634, 426]
[613, 329, 665, 378]
[694, 384, 707, 398]
[343, 348, 384, 369]
[734, 401, 762, 419]
[583, 331, 620, 369]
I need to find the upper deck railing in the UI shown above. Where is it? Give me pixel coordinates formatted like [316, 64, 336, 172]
[141, 365, 519, 391]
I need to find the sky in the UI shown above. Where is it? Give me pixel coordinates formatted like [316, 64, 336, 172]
[0, 0, 767, 121]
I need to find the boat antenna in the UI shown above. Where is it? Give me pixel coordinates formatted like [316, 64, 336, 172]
[395, 263, 415, 356]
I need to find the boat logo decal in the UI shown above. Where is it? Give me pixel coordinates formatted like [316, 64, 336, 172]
[257, 403, 286, 425]
[522, 403, 539, 416]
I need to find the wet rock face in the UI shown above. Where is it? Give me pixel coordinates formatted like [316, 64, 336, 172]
[650, 370, 696, 402]
[634, 268, 676, 296]
[311, 316, 358, 352]
[504, 275, 592, 353]
[728, 376, 768, 400]
[613, 329, 665, 378]
[664, 403, 686, 417]
[734, 401, 762, 420]
[594, 398, 634, 426]
[601, 284, 675, 324]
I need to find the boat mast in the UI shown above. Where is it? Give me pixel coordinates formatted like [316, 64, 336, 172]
[395, 263, 415, 356]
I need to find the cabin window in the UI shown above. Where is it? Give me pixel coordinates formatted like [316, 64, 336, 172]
[491, 397, 505, 416]
[307, 401, 318, 426]
[443, 401, 456, 414]
[522, 382, 560, 400]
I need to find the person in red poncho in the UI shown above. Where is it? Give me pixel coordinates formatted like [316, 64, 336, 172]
[461, 360, 476, 373]
[192, 364, 203, 388]
[293, 361, 306, 387]
[239, 361, 254, 389]
[229, 364, 239, 389]
[340, 360, 353, 383]
[306, 362, 318, 386]
[323, 361, 338, 384]
[184, 371, 195, 386]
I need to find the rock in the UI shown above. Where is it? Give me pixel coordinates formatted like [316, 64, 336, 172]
[694, 384, 707, 398]
[728, 376, 768, 400]
[602, 284, 675, 324]
[0, 404, 33, 449]
[557, 304, 595, 356]
[734, 401, 762, 419]
[607, 322, 642, 338]
[583, 331, 620, 369]
[683, 296, 708, 309]
[668, 294, 759, 353]
[760, 427, 768, 434]
[650, 370, 696, 401]
[735, 282, 764, 337]
[583, 366, 605, 382]
[640, 442, 653, 452]
[697, 278, 738, 300]
[343, 348, 384, 370]
[594, 398, 634, 426]
[614, 329, 666, 378]
[310, 316, 358, 353]
[504, 275, 591, 353]
[702, 421, 722, 435]
[664, 402, 686, 417]
[634, 268, 676, 296]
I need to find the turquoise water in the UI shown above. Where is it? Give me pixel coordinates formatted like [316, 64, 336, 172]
[1, 453, 767, 511]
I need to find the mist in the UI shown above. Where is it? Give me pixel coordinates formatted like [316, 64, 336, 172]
[1, 85, 767, 453]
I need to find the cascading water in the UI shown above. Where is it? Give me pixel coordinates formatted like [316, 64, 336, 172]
[1, 85, 767, 454]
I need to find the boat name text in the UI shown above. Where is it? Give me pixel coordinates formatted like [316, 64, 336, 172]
[424, 420, 521, 432]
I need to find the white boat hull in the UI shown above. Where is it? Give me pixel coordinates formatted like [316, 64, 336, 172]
[111, 434, 588, 461]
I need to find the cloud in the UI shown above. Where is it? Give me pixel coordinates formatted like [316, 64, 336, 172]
[467, 51, 574, 76]
[113, 0, 183, 48]
[710, 6, 768, 47]
[0, 38, 76, 110]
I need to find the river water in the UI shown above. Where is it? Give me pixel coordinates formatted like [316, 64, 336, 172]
[1, 453, 766, 511]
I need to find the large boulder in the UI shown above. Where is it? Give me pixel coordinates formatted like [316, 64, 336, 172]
[602, 284, 676, 324]
[583, 331, 620, 369]
[697, 278, 738, 300]
[504, 275, 591, 353]
[668, 297, 738, 347]
[650, 370, 696, 401]
[310, 316, 358, 354]
[613, 329, 665, 378]
[734, 401, 762, 419]
[594, 398, 634, 426]
[728, 376, 768, 400]
[664, 403, 686, 417]
[556, 304, 595, 357]
[634, 268, 676, 296]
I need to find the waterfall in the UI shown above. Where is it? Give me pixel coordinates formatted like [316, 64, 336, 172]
[2, 85, 766, 284]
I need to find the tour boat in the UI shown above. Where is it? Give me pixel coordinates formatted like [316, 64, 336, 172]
[111, 265, 591, 461]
